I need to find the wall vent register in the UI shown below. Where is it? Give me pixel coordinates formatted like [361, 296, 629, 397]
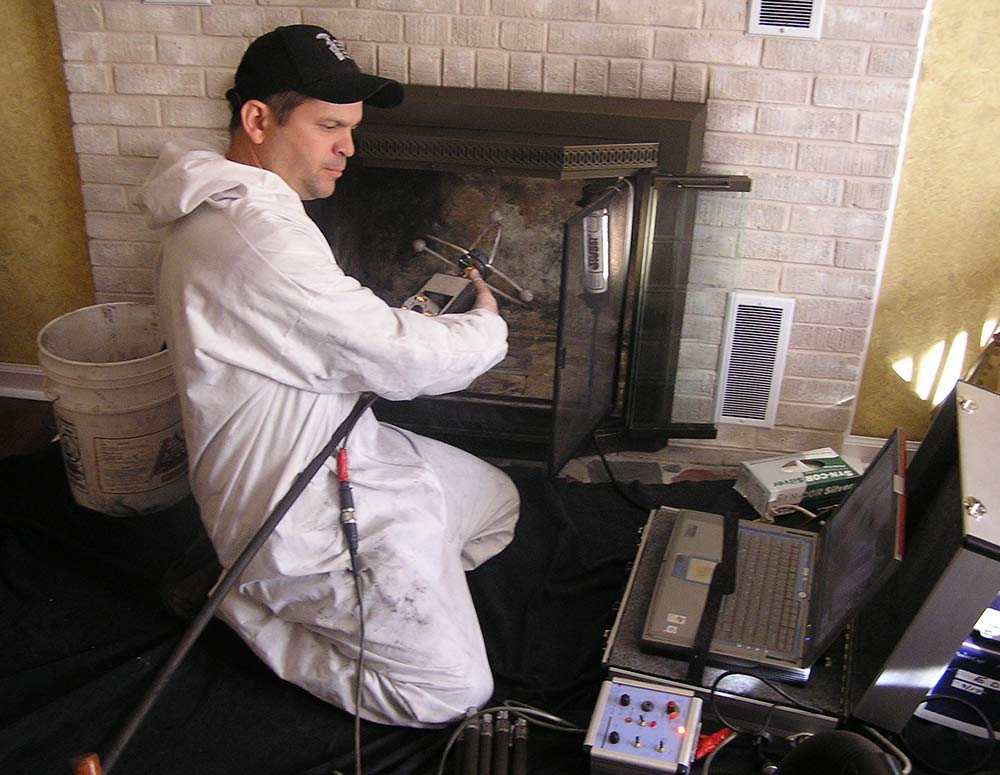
[747, 0, 825, 40]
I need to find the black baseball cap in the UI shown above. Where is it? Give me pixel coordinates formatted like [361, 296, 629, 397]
[226, 25, 404, 110]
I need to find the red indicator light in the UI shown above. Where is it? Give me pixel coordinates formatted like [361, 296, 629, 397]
[676, 725, 687, 736]
[650, 721, 657, 728]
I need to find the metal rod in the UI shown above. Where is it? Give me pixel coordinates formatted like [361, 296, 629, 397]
[94, 394, 378, 773]
[468, 222, 492, 251]
[419, 235, 528, 305]
[486, 264, 529, 295]
[492, 711, 510, 775]
[415, 242, 463, 272]
[488, 225, 503, 264]
[485, 283, 525, 307]
[459, 716, 480, 775]
[415, 242, 525, 307]
[477, 713, 493, 775]
[423, 233, 470, 255]
[512, 718, 528, 775]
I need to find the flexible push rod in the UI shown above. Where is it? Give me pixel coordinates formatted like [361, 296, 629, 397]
[71, 392, 378, 775]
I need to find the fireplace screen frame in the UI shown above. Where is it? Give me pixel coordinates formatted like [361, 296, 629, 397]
[306, 86, 750, 474]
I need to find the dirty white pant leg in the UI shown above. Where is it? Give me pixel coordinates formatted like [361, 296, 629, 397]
[399, 429, 520, 570]
[219, 494, 496, 726]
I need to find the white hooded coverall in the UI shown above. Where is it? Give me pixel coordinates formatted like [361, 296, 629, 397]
[136, 140, 521, 727]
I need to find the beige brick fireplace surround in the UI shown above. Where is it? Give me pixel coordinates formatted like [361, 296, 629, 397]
[48, 0, 932, 472]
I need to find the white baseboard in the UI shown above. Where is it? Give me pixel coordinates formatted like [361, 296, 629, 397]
[0, 363, 46, 401]
[842, 433, 921, 471]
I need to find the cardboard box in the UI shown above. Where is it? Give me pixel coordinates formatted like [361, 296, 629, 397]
[734, 447, 860, 518]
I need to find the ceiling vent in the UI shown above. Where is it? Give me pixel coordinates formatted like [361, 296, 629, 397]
[715, 293, 795, 428]
[747, 0, 825, 39]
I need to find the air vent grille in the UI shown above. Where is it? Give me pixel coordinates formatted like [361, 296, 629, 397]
[748, 0, 824, 39]
[715, 294, 795, 427]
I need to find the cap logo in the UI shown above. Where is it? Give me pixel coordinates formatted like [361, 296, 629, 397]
[315, 33, 350, 61]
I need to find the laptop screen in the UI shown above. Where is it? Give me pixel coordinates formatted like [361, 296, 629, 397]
[807, 429, 906, 659]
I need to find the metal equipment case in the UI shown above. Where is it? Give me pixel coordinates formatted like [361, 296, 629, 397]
[602, 382, 1000, 736]
[847, 381, 1000, 731]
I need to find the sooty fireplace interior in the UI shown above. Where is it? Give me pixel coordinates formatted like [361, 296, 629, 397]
[305, 86, 750, 474]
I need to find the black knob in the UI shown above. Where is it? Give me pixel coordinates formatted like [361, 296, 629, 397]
[619, 693, 631, 706]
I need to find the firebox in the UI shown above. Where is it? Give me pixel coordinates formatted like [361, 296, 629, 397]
[304, 86, 750, 475]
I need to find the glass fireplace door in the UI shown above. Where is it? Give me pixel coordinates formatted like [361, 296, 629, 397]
[549, 181, 634, 474]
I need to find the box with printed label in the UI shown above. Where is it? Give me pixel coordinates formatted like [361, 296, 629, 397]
[733, 447, 860, 518]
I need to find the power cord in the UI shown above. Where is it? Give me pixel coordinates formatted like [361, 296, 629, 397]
[347, 536, 366, 775]
[706, 670, 827, 737]
[589, 431, 660, 512]
[336, 442, 366, 775]
[768, 503, 820, 526]
[861, 725, 912, 775]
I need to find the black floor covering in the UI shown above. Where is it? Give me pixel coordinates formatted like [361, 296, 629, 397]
[0, 444, 754, 775]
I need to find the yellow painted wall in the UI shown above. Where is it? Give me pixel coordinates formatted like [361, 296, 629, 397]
[1, 0, 94, 364]
[853, 0, 1000, 439]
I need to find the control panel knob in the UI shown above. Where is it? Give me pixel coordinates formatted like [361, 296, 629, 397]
[619, 693, 631, 707]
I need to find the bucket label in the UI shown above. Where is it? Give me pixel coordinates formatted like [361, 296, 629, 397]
[55, 415, 88, 493]
[93, 422, 189, 494]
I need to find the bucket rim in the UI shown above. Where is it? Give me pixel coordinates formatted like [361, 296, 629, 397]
[37, 302, 168, 369]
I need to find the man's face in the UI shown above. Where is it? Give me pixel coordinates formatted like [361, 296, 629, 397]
[258, 98, 363, 200]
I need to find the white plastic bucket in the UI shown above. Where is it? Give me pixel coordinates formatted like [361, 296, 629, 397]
[37, 302, 190, 516]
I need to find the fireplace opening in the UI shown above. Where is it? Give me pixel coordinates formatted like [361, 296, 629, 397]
[304, 86, 750, 474]
[308, 166, 589, 403]
[307, 165, 635, 473]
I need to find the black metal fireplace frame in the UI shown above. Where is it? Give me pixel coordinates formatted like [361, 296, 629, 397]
[309, 86, 749, 474]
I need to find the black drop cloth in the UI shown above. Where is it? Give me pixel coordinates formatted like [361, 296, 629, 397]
[0, 444, 754, 775]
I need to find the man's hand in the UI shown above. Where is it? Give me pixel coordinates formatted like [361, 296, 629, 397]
[468, 269, 499, 315]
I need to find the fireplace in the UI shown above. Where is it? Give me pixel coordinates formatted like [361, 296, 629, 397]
[305, 86, 750, 474]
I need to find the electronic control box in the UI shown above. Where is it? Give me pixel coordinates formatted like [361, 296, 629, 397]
[585, 676, 702, 775]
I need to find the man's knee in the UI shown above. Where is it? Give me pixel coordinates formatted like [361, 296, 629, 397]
[364, 658, 494, 727]
[461, 480, 520, 570]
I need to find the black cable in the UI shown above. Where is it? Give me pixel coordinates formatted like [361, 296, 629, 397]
[347, 533, 366, 775]
[589, 431, 660, 512]
[901, 693, 996, 775]
[338, 419, 368, 775]
[707, 670, 827, 737]
[96, 392, 377, 773]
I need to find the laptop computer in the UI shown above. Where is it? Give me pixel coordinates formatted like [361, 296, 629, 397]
[641, 430, 906, 674]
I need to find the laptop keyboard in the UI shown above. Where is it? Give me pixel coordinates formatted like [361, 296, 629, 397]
[715, 529, 804, 654]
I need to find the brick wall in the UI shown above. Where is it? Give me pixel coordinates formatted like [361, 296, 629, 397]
[52, 0, 930, 462]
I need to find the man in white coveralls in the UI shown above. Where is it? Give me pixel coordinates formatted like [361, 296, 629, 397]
[136, 24, 520, 727]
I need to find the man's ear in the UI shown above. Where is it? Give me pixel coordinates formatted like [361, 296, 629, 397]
[239, 100, 270, 144]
